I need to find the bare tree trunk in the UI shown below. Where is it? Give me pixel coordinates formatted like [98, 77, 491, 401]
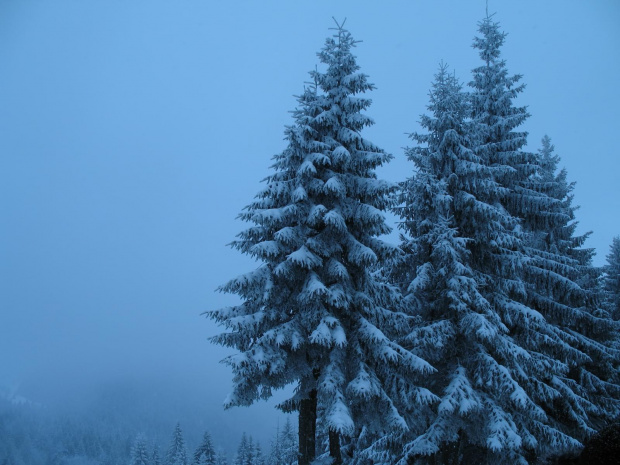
[329, 430, 343, 465]
[298, 389, 317, 465]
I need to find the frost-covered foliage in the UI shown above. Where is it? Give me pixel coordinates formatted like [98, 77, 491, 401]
[469, 16, 618, 459]
[524, 135, 603, 328]
[193, 431, 216, 465]
[359, 64, 479, 465]
[381, 16, 620, 465]
[166, 423, 188, 465]
[207, 22, 431, 460]
[603, 237, 620, 321]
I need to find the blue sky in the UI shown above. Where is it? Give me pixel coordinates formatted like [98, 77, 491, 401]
[1, 0, 619, 447]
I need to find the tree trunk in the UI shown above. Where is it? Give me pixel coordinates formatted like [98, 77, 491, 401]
[298, 389, 317, 465]
[329, 429, 343, 465]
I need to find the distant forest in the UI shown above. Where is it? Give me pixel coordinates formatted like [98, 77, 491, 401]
[0, 388, 297, 465]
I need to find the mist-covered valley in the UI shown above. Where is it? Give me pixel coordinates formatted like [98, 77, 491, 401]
[1, 372, 292, 464]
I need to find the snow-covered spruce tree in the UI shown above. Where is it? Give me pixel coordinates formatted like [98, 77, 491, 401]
[356, 64, 473, 465]
[603, 237, 620, 321]
[207, 21, 432, 465]
[166, 423, 188, 465]
[530, 138, 593, 256]
[193, 431, 216, 465]
[130, 435, 150, 465]
[472, 13, 619, 450]
[526, 137, 619, 432]
[524, 135, 602, 314]
[389, 62, 549, 464]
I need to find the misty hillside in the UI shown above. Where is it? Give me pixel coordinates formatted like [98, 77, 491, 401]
[0, 377, 295, 464]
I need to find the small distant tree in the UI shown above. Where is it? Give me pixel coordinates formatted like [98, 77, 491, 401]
[234, 433, 250, 465]
[283, 419, 298, 464]
[129, 435, 149, 465]
[214, 449, 228, 465]
[254, 443, 265, 465]
[244, 436, 255, 465]
[269, 427, 283, 465]
[166, 423, 188, 465]
[272, 418, 298, 465]
[269, 418, 298, 465]
[152, 445, 162, 465]
[193, 431, 216, 465]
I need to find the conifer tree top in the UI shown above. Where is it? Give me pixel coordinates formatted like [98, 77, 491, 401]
[473, 14, 507, 64]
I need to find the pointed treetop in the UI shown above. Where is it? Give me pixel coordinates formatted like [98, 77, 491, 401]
[473, 12, 506, 64]
[329, 17, 363, 45]
[331, 16, 347, 30]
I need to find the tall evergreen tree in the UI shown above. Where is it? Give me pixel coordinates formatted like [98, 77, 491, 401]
[166, 423, 188, 465]
[603, 237, 620, 320]
[524, 135, 600, 313]
[526, 139, 619, 458]
[468, 28, 618, 432]
[193, 431, 216, 465]
[390, 60, 546, 464]
[207, 21, 431, 464]
[524, 136, 619, 435]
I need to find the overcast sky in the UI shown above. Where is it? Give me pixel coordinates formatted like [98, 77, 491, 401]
[1, 0, 619, 447]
